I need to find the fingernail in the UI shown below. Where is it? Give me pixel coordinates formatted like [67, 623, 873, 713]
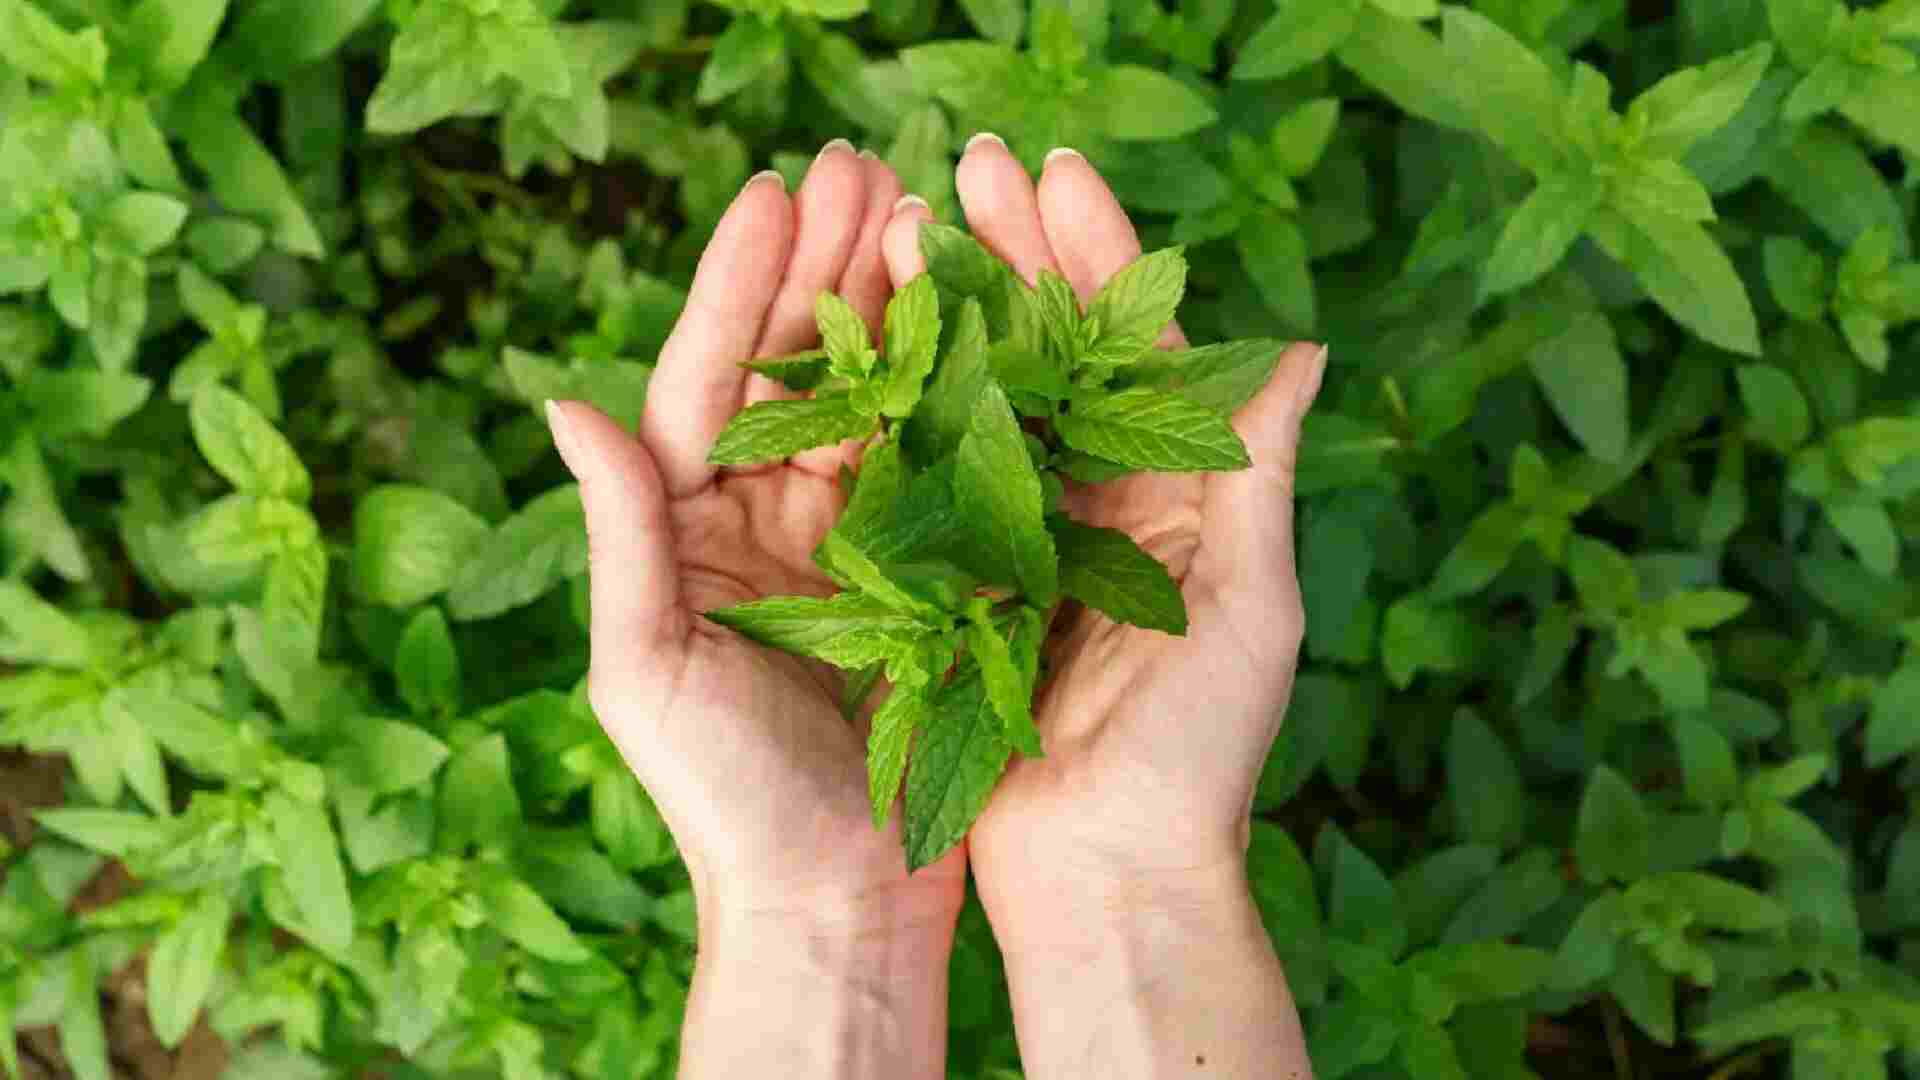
[893, 194, 930, 215]
[742, 169, 785, 194]
[1044, 146, 1083, 168]
[966, 132, 1007, 154]
[817, 138, 856, 161]
[545, 400, 580, 472]
[858, 148, 879, 161]
[1297, 345, 1329, 415]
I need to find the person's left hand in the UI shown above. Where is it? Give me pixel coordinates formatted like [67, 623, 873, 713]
[547, 143, 967, 952]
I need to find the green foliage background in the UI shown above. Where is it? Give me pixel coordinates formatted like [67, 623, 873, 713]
[2, 0, 1920, 1076]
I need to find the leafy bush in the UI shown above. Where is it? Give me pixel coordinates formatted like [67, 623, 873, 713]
[1, 0, 1918, 1078]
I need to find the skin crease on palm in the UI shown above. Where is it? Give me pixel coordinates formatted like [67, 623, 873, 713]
[546, 135, 1325, 1075]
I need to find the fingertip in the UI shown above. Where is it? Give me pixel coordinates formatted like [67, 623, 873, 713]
[1233, 342, 1329, 470]
[957, 135, 1059, 284]
[883, 197, 934, 288]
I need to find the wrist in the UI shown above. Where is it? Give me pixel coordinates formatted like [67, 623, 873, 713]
[981, 856, 1309, 1079]
[978, 844, 1258, 961]
[681, 880, 962, 1080]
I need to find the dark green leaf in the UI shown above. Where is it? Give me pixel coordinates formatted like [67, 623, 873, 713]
[954, 382, 1058, 603]
[1576, 766, 1652, 884]
[1056, 388, 1250, 472]
[1052, 519, 1187, 634]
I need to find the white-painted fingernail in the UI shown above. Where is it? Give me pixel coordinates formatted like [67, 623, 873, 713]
[817, 138, 856, 161]
[893, 194, 930, 215]
[858, 148, 879, 161]
[545, 400, 579, 470]
[745, 169, 785, 192]
[966, 132, 1007, 154]
[1044, 146, 1083, 168]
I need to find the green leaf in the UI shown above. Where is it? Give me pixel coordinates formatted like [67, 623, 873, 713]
[941, 0, 1019, 42]
[1447, 711, 1524, 848]
[697, 15, 787, 104]
[1056, 388, 1250, 472]
[1399, 1024, 1467, 1080]
[179, 97, 324, 257]
[1743, 361, 1812, 449]
[60, 950, 109, 1080]
[1248, 823, 1329, 1007]
[1327, 833, 1406, 955]
[707, 396, 876, 465]
[343, 720, 450, 796]
[87, 255, 148, 373]
[146, 890, 229, 1048]
[903, 671, 1010, 870]
[1232, 0, 1361, 81]
[706, 592, 930, 670]
[189, 385, 311, 501]
[228, 0, 382, 75]
[1566, 535, 1639, 615]
[438, 732, 523, 852]
[1382, 594, 1477, 688]
[867, 684, 930, 825]
[1553, 891, 1624, 990]
[1083, 247, 1186, 367]
[966, 614, 1043, 757]
[1237, 210, 1315, 330]
[0, 0, 107, 86]
[1482, 173, 1603, 299]
[1052, 520, 1187, 634]
[1589, 205, 1761, 356]
[1530, 312, 1630, 463]
[955, 382, 1058, 604]
[817, 290, 876, 378]
[1087, 65, 1217, 139]
[22, 370, 151, 439]
[1670, 715, 1737, 807]
[1576, 766, 1651, 884]
[475, 876, 593, 964]
[446, 486, 588, 621]
[1762, 245, 1829, 335]
[1272, 98, 1342, 178]
[351, 485, 491, 608]
[1609, 945, 1676, 1045]
[0, 581, 93, 668]
[1865, 663, 1920, 767]
[264, 790, 354, 951]
[395, 607, 461, 715]
[1124, 339, 1284, 415]
[1627, 43, 1774, 158]
[882, 275, 942, 417]
[1440, 7, 1565, 173]
[99, 192, 189, 256]
[32, 808, 168, 858]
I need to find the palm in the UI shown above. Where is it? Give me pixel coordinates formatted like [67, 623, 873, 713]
[653, 470, 967, 901]
[974, 471, 1300, 878]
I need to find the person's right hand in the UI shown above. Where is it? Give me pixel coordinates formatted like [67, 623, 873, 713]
[881, 135, 1322, 1077]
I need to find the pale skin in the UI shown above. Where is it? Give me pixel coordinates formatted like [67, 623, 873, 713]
[546, 135, 1324, 1079]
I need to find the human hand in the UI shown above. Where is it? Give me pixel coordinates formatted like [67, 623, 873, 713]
[881, 136, 1322, 1076]
[547, 142, 964, 1079]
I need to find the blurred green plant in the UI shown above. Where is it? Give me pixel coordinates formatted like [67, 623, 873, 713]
[2, 0, 1920, 1078]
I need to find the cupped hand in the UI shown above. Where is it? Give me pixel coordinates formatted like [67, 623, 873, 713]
[880, 138, 1326, 936]
[547, 143, 967, 937]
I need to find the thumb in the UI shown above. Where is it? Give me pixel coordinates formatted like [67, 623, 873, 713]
[546, 400, 683, 662]
[1199, 342, 1328, 607]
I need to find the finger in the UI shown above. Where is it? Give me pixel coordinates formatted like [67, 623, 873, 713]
[640, 171, 793, 496]
[955, 133, 1059, 285]
[547, 400, 684, 665]
[1036, 147, 1186, 348]
[1195, 343, 1328, 616]
[882, 194, 935, 289]
[838, 153, 905, 334]
[791, 154, 904, 478]
[747, 139, 868, 406]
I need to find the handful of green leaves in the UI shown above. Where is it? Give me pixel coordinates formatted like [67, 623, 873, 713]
[703, 223, 1288, 868]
